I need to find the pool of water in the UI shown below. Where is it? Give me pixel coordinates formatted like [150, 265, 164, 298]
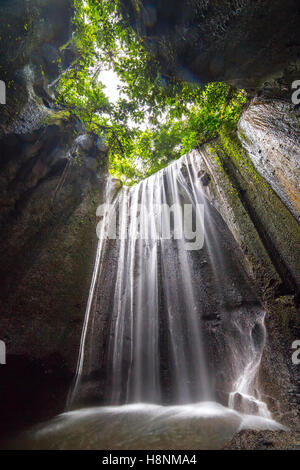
[6, 402, 287, 450]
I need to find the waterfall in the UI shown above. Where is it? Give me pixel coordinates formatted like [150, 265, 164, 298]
[68, 151, 271, 419]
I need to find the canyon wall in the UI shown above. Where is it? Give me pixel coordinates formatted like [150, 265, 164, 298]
[120, 0, 300, 93]
[0, 0, 107, 436]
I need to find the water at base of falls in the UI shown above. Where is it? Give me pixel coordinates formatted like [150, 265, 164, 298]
[60, 150, 282, 445]
[8, 402, 286, 450]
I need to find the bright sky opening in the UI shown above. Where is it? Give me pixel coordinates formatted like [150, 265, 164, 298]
[99, 69, 123, 104]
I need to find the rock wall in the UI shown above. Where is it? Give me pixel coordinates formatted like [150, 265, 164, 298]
[0, 124, 107, 438]
[238, 99, 300, 223]
[120, 0, 300, 92]
[0, 0, 74, 135]
[188, 100, 300, 427]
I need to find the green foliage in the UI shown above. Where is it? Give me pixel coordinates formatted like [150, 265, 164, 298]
[56, 0, 247, 185]
[57, 66, 111, 130]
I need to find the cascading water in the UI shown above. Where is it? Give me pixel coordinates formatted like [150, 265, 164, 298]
[68, 151, 271, 418]
[228, 312, 271, 418]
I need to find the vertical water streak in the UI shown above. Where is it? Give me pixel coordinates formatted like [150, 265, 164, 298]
[125, 182, 141, 400]
[109, 188, 130, 403]
[228, 312, 271, 417]
[67, 176, 117, 409]
[159, 165, 193, 402]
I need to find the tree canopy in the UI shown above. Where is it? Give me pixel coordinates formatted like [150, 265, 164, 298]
[56, 0, 247, 185]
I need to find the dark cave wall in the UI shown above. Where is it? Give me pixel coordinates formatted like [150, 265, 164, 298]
[0, 0, 75, 135]
[0, 0, 108, 437]
[121, 0, 300, 93]
[0, 124, 107, 437]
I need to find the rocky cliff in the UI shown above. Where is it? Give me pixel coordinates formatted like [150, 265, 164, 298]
[0, 0, 108, 436]
[120, 0, 300, 93]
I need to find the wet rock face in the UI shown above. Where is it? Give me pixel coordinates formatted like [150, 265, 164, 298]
[0, 122, 108, 438]
[0, 0, 74, 134]
[191, 132, 300, 300]
[121, 0, 300, 91]
[188, 132, 300, 427]
[238, 99, 300, 223]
